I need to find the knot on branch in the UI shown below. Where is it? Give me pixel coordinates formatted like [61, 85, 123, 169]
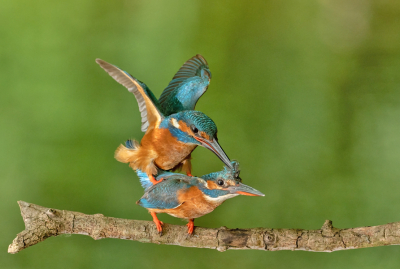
[321, 220, 339, 237]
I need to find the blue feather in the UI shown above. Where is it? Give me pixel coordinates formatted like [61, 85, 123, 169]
[137, 178, 189, 209]
[159, 55, 211, 115]
[125, 139, 136, 149]
[136, 169, 153, 190]
[159, 111, 217, 144]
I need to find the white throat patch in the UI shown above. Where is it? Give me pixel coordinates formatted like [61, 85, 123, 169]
[203, 193, 238, 204]
[171, 118, 180, 129]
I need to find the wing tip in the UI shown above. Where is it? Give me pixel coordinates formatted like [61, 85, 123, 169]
[194, 54, 207, 64]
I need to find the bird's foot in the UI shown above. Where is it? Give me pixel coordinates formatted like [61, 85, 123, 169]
[186, 219, 195, 235]
[151, 212, 164, 236]
[149, 174, 163, 185]
[186, 172, 193, 177]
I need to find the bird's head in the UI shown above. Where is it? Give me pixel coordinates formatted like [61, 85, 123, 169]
[166, 111, 233, 169]
[199, 161, 264, 202]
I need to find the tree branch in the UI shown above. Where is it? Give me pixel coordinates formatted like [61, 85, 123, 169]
[8, 201, 400, 254]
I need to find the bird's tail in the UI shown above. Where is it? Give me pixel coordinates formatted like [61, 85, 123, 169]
[136, 169, 153, 190]
[114, 139, 140, 163]
[115, 139, 158, 175]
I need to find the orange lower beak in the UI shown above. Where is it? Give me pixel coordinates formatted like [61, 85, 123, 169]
[236, 191, 261, 196]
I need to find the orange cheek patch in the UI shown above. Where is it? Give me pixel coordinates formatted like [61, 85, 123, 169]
[199, 131, 210, 141]
[178, 120, 191, 132]
[206, 181, 219, 190]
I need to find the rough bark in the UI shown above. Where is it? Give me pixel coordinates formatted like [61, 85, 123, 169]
[8, 201, 400, 254]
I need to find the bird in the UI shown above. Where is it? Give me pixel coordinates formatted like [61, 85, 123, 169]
[96, 57, 232, 184]
[135, 161, 264, 235]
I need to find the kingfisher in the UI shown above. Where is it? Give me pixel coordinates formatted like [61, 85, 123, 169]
[96, 56, 232, 184]
[136, 161, 264, 235]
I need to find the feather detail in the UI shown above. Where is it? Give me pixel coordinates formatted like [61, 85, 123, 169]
[136, 169, 153, 190]
[114, 140, 158, 175]
[171, 154, 192, 174]
[159, 55, 211, 115]
[96, 59, 163, 132]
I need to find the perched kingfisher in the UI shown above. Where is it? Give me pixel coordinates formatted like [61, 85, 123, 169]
[96, 56, 232, 184]
[136, 161, 264, 235]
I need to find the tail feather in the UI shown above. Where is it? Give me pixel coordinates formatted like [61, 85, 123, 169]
[114, 140, 139, 163]
[125, 139, 137, 149]
[136, 169, 153, 190]
[114, 139, 158, 175]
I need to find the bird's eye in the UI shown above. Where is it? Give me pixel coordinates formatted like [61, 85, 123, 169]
[191, 125, 199, 134]
[217, 179, 224, 186]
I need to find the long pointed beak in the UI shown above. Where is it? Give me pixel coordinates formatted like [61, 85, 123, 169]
[196, 138, 233, 169]
[229, 182, 265, 197]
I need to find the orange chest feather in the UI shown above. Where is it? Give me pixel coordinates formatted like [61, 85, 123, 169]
[141, 128, 197, 170]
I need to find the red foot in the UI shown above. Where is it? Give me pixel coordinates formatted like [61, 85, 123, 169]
[149, 174, 163, 185]
[151, 212, 164, 234]
[186, 219, 195, 235]
[186, 172, 193, 177]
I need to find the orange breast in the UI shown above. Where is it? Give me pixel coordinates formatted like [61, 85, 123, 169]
[141, 128, 197, 170]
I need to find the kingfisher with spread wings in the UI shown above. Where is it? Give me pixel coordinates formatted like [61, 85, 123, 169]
[96, 55, 232, 184]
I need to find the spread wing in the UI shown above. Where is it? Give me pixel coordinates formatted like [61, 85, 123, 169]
[96, 59, 163, 132]
[159, 54, 211, 115]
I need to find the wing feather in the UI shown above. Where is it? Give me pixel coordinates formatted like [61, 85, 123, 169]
[96, 59, 163, 132]
[138, 178, 189, 209]
[158, 54, 211, 115]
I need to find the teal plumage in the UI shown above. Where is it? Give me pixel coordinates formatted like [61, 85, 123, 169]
[135, 161, 264, 234]
[159, 55, 211, 115]
[96, 56, 232, 181]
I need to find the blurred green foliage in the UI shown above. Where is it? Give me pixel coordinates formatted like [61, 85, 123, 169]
[2, 0, 400, 268]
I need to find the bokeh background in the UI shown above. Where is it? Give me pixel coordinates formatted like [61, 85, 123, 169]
[2, 0, 400, 268]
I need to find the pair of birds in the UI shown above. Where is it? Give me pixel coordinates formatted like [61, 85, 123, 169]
[96, 55, 264, 235]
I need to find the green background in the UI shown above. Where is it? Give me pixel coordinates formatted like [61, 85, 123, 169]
[2, 0, 400, 268]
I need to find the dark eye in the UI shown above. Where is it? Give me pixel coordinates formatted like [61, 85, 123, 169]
[191, 125, 198, 134]
[217, 179, 224, 186]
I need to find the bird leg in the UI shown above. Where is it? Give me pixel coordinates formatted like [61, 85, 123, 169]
[149, 174, 163, 185]
[150, 212, 164, 235]
[181, 155, 192, 176]
[186, 219, 195, 235]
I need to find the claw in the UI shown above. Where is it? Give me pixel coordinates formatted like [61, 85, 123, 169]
[149, 174, 163, 185]
[186, 172, 193, 177]
[151, 212, 164, 235]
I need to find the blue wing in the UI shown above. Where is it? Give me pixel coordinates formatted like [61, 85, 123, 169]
[137, 178, 191, 209]
[135, 167, 182, 191]
[158, 55, 211, 115]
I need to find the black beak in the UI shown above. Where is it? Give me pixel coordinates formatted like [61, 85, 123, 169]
[196, 137, 233, 169]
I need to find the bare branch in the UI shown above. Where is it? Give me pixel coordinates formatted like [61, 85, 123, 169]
[8, 201, 400, 254]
